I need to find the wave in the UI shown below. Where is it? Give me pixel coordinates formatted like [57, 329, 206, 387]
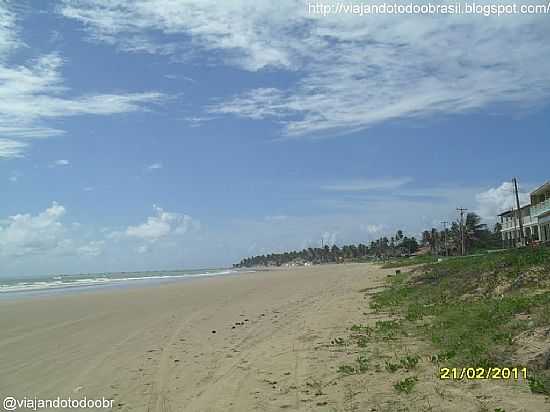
[0, 269, 248, 294]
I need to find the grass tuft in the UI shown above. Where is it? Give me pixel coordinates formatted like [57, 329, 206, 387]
[393, 376, 418, 394]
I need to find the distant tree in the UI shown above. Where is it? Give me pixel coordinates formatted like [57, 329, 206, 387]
[396, 230, 404, 243]
[464, 212, 490, 250]
[422, 230, 435, 250]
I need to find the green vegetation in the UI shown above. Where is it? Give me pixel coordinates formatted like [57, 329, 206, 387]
[235, 212, 503, 268]
[338, 355, 369, 375]
[382, 254, 437, 268]
[385, 360, 401, 373]
[399, 354, 420, 370]
[383, 355, 420, 373]
[356, 355, 369, 372]
[371, 246, 550, 395]
[348, 320, 405, 346]
[528, 374, 550, 396]
[235, 230, 420, 267]
[393, 376, 418, 394]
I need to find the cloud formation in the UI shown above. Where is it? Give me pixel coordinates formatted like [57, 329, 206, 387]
[147, 162, 163, 170]
[0, 139, 27, 158]
[361, 224, 385, 234]
[60, 0, 550, 137]
[0, 202, 66, 257]
[475, 181, 530, 220]
[322, 177, 413, 192]
[0, 3, 164, 158]
[0, 202, 201, 265]
[123, 205, 198, 242]
[0, 202, 102, 258]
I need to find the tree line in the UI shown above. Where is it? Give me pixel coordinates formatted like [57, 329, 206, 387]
[234, 212, 502, 268]
[421, 212, 502, 257]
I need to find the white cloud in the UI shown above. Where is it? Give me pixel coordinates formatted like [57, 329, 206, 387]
[0, 53, 164, 139]
[0, 202, 67, 257]
[60, 0, 550, 137]
[123, 205, 198, 242]
[361, 224, 385, 234]
[0, 3, 164, 158]
[321, 177, 413, 192]
[475, 181, 530, 220]
[60, 0, 296, 70]
[164, 74, 196, 83]
[0, 202, 106, 259]
[0, 139, 27, 159]
[0, 2, 17, 59]
[321, 231, 337, 246]
[77, 240, 104, 257]
[53, 159, 70, 166]
[147, 162, 163, 170]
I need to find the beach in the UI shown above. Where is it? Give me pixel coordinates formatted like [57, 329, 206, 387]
[0, 264, 379, 411]
[1, 263, 546, 412]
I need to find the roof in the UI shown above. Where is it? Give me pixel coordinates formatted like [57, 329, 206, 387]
[530, 181, 550, 196]
[498, 204, 530, 216]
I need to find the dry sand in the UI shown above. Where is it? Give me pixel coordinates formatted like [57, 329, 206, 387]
[1, 264, 548, 411]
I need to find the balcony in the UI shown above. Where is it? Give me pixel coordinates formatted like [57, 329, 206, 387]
[501, 215, 536, 231]
[531, 199, 550, 217]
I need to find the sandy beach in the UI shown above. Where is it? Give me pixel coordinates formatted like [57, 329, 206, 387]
[1, 264, 546, 412]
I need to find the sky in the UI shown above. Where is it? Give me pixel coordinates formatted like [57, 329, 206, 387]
[0, 0, 549, 277]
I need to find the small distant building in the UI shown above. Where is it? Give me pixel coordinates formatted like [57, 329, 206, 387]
[498, 181, 550, 247]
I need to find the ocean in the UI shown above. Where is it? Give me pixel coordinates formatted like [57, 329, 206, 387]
[0, 268, 250, 297]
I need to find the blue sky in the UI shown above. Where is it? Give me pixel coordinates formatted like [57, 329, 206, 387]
[1, 0, 549, 277]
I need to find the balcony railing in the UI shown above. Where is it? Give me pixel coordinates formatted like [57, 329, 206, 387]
[532, 199, 550, 217]
[501, 215, 536, 230]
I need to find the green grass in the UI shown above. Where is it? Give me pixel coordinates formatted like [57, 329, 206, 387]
[356, 354, 369, 372]
[338, 354, 370, 375]
[371, 246, 550, 394]
[527, 374, 550, 396]
[385, 360, 401, 373]
[382, 255, 437, 269]
[399, 355, 420, 370]
[393, 376, 418, 394]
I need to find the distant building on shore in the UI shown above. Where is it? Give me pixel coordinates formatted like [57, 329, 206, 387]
[499, 181, 550, 247]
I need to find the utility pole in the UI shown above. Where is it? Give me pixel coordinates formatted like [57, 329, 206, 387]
[441, 221, 449, 256]
[435, 230, 439, 259]
[457, 208, 468, 256]
[513, 177, 525, 247]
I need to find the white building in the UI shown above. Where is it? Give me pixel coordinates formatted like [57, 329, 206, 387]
[530, 181, 550, 242]
[499, 181, 550, 247]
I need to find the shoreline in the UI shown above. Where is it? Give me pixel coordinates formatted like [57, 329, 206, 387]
[0, 267, 255, 300]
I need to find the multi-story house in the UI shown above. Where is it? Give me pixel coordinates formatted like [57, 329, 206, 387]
[498, 181, 550, 247]
[530, 181, 550, 243]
